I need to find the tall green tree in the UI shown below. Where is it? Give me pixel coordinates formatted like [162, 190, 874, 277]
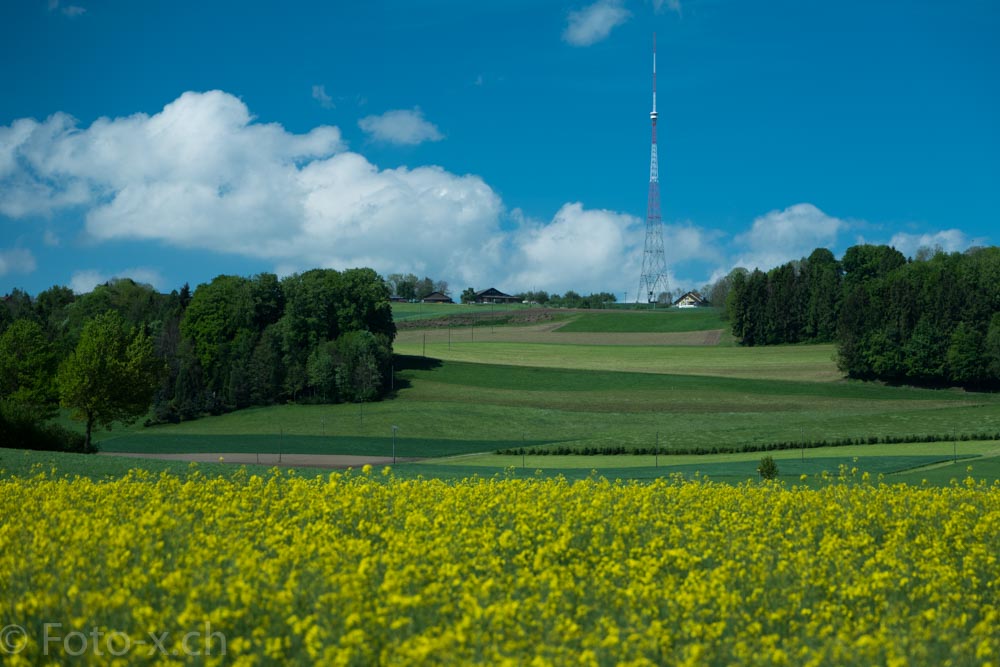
[0, 319, 59, 418]
[709, 268, 746, 313]
[180, 275, 256, 392]
[335, 268, 395, 339]
[415, 276, 436, 299]
[841, 244, 907, 290]
[386, 273, 418, 300]
[802, 248, 841, 341]
[946, 321, 985, 386]
[58, 311, 163, 450]
[33, 285, 75, 347]
[335, 331, 390, 403]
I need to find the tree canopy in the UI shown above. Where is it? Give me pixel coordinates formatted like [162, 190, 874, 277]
[1, 267, 396, 450]
[57, 311, 162, 449]
[722, 244, 1000, 390]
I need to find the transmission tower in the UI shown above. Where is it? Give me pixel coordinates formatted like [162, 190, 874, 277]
[637, 33, 669, 306]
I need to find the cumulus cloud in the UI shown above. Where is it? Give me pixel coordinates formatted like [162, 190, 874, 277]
[311, 84, 334, 109]
[888, 229, 976, 258]
[664, 222, 726, 267]
[732, 203, 846, 271]
[70, 268, 166, 294]
[563, 0, 631, 47]
[0, 91, 504, 287]
[69, 270, 109, 294]
[358, 108, 444, 145]
[0, 248, 36, 276]
[506, 203, 643, 294]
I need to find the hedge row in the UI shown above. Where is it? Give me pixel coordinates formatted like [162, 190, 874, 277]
[496, 431, 1000, 457]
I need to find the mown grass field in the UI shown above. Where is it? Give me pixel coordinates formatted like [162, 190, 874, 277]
[391, 301, 528, 322]
[80, 356, 1000, 457]
[11, 307, 1000, 485]
[556, 307, 728, 333]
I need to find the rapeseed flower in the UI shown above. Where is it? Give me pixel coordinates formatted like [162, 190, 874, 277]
[0, 469, 997, 664]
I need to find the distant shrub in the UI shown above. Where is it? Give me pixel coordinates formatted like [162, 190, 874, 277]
[757, 455, 779, 480]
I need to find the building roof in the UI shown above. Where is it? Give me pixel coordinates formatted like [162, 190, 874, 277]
[474, 287, 514, 298]
[674, 290, 706, 307]
[421, 291, 453, 303]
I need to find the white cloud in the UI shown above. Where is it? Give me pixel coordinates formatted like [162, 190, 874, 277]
[506, 202, 643, 294]
[358, 108, 444, 145]
[69, 270, 106, 294]
[0, 115, 95, 217]
[311, 84, 334, 109]
[0, 90, 345, 229]
[0, 248, 36, 276]
[563, 0, 631, 47]
[0, 91, 502, 288]
[888, 229, 975, 258]
[732, 203, 846, 271]
[70, 268, 166, 294]
[664, 221, 726, 266]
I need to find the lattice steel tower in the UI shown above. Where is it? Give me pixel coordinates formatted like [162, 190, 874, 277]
[637, 33, 668, 305]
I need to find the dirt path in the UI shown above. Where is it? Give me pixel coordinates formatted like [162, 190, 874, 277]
[101, 452, 419, 469]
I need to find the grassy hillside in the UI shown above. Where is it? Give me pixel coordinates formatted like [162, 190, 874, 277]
[555, 307, 727, 333]
[73, 353, 1000, 465]
[391, 301, 528, 322]
[392, 341, 839, 381]
[19, 305, 1000, 485]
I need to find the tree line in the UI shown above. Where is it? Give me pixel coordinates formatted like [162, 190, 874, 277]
[385, 273, 449, 300]
[718, 244, 1000, 389]
[0, 268, 395, 451]
[506, 290, 619, 309]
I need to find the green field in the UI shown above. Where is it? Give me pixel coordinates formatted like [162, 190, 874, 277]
[391, 301, 528, 321]
[393, 341, 838, 380]
[556, 307, 728, 333]
[10, 308, 1000, 485]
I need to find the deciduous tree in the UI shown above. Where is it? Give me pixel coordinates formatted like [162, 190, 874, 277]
[0, 319, 58, 418]
[58, 311, 162, 450]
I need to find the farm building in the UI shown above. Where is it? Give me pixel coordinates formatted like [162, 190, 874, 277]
[474, 288, 520, 304]
[421, 291, 454, 304]
[674, 291, 706, 308]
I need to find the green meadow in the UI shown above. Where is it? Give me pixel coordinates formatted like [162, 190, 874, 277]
[7, 308, 1000, 485]
[390, 301, 528, 322]
[556, 307, 729, 333]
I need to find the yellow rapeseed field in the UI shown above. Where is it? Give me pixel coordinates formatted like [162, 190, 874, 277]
[1, 466, 998, 665]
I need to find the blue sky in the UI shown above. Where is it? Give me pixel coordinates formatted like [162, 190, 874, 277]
[1, 0, 997, 299]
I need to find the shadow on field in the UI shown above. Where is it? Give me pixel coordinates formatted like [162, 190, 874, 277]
[392, 354, 443, 393]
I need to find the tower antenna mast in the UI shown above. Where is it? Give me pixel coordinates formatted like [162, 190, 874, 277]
[637, 32, 669, 306]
